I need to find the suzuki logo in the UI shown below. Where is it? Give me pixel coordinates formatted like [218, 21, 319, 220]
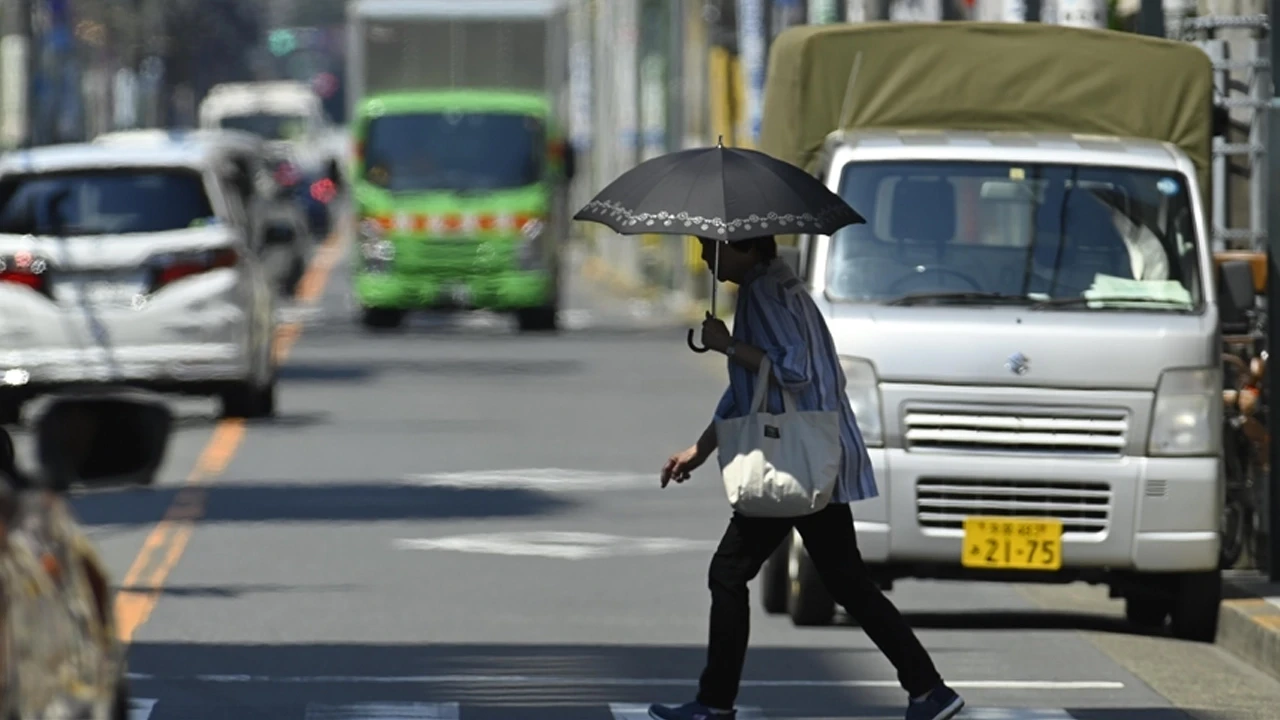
[1006, 352, 1030, 376]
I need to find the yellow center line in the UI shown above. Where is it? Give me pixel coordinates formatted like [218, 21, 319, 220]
[113, 224, 347, 645]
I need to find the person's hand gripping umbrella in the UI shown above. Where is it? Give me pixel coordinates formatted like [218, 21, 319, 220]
[573, 139, 865, 352]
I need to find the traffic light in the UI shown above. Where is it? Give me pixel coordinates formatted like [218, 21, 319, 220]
[268, 29, 297, 56]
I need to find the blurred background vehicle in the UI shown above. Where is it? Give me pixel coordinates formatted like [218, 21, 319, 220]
[198, 81, 347, 243]
[94, 128, 313, 299]
[0, 388, 175, 719]
[0, 139, 278, 424]
[344, 0, 576, 332]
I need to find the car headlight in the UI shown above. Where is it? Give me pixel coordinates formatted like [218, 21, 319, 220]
[1148, 367, 1221, 456]
[840, 356, 883, 447]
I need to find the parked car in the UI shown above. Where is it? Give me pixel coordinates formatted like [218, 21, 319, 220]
[0, 140, 278, 423]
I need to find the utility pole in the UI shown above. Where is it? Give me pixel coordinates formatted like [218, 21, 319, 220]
[0, 0, 33, 149]
[1137, 0, 1165, 37]
[1267, 0, 1280, 582]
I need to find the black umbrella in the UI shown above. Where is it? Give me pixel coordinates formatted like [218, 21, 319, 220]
[574, 139, 865, 352]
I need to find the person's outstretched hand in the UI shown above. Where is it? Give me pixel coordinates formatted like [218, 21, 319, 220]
[661, 444, 709, 488]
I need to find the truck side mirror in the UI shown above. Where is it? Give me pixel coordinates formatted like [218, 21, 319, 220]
[563, 143, 577, 181]
[1218, 259, 1257, 334]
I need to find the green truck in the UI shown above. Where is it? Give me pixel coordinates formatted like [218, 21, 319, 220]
[344, 0, 575, 331]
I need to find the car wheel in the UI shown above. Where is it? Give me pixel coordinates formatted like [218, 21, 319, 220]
[1124, 593, 1170, 630]
[0, 399, 21, 426]
[220, 378, 275, 419]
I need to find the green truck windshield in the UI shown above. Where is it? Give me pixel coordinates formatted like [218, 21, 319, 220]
[362, 112, 545, 193]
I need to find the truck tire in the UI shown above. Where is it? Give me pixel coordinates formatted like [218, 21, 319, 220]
[1169, 569, 1222, 642]
[788, 534, 835, 626]
[760, 532, 790, 614]
[1124, 594, 1170, 630]
[361, 308, 405, 330]
[516, 306, 558, 332]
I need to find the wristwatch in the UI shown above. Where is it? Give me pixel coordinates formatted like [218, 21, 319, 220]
[724, 340, 737, 357]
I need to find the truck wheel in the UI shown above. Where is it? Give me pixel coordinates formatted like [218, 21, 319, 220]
[760, 532, 790, 614]
[787, 533, 835, 626]
[361, 308, 405, 330]
[1124, 594, 1170, 630]
[516, 306, 558, 332]
[1169, 569, 1222, 642]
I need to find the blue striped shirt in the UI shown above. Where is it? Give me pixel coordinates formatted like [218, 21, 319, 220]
[712, 259, 878, 503]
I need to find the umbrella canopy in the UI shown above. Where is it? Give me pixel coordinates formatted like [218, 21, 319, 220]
[573, 141, 865, 241]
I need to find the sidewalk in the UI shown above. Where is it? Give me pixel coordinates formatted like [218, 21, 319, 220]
[1219, 571, 1280, 682]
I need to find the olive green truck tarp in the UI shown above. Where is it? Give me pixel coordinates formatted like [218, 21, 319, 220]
[758, 22, 1214, 198]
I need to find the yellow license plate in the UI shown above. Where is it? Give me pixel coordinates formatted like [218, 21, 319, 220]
[961, 517, 1063, 570]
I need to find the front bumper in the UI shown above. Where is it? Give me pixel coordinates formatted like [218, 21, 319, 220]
[354, 270, 553, 310]
[0, 342, 252, 390]
[854, 448, 1221, 574]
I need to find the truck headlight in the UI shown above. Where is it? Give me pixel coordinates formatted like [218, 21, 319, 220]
[840, 356, 883, 447]
[358, 219, 393, 270]
[518, 217, 546, 270]
[1147, 367, 1221, 456]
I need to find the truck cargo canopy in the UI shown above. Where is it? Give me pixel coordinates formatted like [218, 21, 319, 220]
[351, 0, 569, 98]
[759, 22, 1214, 195]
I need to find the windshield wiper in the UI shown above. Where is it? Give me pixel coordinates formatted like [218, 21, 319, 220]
[883, 291, 1034, 307]
[1030, 296, 1192, 310]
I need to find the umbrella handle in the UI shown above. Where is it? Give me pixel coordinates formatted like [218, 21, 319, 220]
[687, 328, 709, 353]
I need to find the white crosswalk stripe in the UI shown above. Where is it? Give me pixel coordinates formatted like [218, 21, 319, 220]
[610, 703, 769, 719]
[128, 697, 1086, 719]
[304, 702, 461, 719]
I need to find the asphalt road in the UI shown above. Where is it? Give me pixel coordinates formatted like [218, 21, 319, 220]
[26, 239, 1280, 720]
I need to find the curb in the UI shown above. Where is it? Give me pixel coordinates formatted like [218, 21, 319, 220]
[1217, 580, 1280, 683]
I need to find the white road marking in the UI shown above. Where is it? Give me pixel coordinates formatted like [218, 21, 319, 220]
[405, 468, 655, 492]
[610, 703, 767, 720]
[304, 702, 460, 719]
[123, 673, 1124, 690]
[128, 698, 158, 720]
[394, 531, 719, 560]
[949, 711, 1073, 720]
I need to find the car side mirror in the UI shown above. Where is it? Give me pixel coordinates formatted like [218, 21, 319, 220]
[1218, 259, 1257, 335]
[35, 390, 173, 492]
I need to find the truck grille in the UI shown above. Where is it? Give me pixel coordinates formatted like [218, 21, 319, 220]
[903, 409, 1128, 456]
[916, 478, 1112, 534]
[394, 240, 516, 276]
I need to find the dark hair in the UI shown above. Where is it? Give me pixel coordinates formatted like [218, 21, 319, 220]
[727, 235, 777, 261]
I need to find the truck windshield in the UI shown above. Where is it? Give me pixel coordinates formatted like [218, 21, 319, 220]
[361, 112, 545, 192]
[0, 169, 216, 236]
[826, 161, 1203, 311]
[219, 113, 308, 141]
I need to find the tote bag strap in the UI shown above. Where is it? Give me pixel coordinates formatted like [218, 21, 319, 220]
[747, 356, 798, 415]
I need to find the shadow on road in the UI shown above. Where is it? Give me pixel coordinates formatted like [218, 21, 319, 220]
[69, 483, 579, 527]
[116, 583, 357, 599]
[121, 641, 1193, 720]
[279, 357, 586, 383]
[895, 609, 1159, 639]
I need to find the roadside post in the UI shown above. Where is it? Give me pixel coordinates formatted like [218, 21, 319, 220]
[1267, 1, 1280, 581]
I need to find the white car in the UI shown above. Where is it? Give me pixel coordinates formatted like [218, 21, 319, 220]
[0, 141, 278, 424]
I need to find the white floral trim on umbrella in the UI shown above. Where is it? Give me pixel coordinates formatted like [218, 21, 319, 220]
[578, 199, 855, 235]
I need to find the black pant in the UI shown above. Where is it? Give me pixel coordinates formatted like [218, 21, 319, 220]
[696, 502, 942, 710]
